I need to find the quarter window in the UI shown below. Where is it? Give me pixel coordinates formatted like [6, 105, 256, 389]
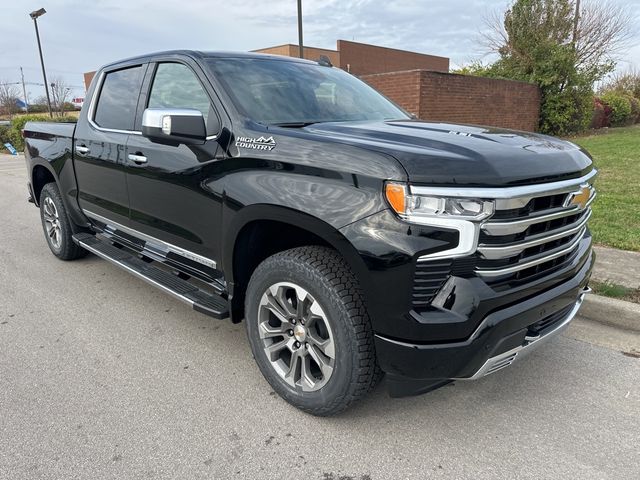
[94, 66, 144, 131]
[148, 63, 211, 122]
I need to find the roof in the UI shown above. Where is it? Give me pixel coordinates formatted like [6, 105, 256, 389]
[101, 49, 315, 70]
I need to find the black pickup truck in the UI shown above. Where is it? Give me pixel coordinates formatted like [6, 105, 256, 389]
[24, 50, 595, 415]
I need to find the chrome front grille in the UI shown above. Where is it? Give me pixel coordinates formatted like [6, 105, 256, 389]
[476, 178, 596, 282]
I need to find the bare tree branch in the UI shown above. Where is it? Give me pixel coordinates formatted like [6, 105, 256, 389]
[49, 76, 72, 116]
[574, 0, 635, 70]
[0, 80, 21, 119]
[599, 67, 640, 97]
[480, 8, 508, 55]
[480, 0, 634, 76]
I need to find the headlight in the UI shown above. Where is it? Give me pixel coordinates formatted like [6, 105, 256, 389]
[385, 182, 494, 223]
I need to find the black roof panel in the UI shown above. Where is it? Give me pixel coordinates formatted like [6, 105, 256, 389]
[101, 49, 316, 70]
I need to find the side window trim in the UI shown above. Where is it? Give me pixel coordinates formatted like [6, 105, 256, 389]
[88, 64, 148, 135]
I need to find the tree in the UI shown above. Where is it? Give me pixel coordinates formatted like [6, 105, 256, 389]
[574, 2, 633, 74]
[477, 0, 632, 134]
[484, 1, 632, 74]
[0, 80, 21, 119]
[600, 68, 640, 99]
[49, 76, 72, 116]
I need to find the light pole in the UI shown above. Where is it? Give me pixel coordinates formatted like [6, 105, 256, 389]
[297, 0, 304, 59]
[30, 8, 53, 118]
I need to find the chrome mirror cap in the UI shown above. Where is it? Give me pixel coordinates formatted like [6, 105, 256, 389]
[141, 108, 207, 146]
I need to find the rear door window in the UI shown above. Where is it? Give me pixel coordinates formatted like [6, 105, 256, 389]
[93, 65, 144, 131]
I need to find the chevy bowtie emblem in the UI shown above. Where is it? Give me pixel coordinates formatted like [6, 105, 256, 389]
[565, 184, 593, 210]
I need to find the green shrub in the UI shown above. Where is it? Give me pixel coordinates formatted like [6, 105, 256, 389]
[0, 125, 11, 145]
[9, 114, 77, 151]
[540, 89, 593, 135]
[627, 95, 640, 124]
[26, 104, 49, 114]
[600, 92, 633, 127]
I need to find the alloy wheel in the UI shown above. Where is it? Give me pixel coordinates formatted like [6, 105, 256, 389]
[257, 282, 336, 392]
[43, 196, 62, 249]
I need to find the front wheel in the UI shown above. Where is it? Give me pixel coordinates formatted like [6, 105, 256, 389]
[245, 246, 380, 416]
[39, 183, 87, 260]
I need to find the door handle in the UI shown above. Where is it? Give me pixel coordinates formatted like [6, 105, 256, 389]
[75, 145, 90, 155]
[128, 153, 147, 164]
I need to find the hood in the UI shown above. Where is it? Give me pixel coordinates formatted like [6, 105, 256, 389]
[305, 120, 593, 186]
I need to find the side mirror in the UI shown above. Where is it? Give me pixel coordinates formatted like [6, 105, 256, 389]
[142, 108, 207, 145]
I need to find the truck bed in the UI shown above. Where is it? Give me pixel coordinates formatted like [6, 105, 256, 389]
[23, 121, 76, 164]
[24, 121, 76, 138]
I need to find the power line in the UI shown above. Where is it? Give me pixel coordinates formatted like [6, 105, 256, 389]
[0, 65, 87, 76]
[0, 81, 85, 89]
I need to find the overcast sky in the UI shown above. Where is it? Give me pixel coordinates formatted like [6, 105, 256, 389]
[2, 0, 639, 101]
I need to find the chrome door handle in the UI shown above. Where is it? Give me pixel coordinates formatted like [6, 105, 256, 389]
[128, 154, 147, 164]
[75, 145, 90, 155]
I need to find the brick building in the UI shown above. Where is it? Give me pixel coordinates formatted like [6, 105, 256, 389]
[255, 40, 449, 76]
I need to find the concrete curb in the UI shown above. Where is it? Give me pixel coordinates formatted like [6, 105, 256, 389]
[579, 294, 640, 333]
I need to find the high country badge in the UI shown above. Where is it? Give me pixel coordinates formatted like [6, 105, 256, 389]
[235, 136, 276, 151]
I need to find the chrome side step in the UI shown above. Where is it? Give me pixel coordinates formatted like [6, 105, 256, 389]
[72, 233, 229, 319]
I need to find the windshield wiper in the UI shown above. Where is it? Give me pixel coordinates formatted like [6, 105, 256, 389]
[270, 122, 319, 128]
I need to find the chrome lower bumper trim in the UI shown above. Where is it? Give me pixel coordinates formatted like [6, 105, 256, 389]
[455, 287, 590, 381]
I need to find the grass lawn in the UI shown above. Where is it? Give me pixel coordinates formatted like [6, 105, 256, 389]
[589, 280, 640, 304]
[571, 125, 640, 252]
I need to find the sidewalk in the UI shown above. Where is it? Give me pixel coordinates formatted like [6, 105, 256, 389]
[582, 245, 640, 333]
[592, 245, 640, 289]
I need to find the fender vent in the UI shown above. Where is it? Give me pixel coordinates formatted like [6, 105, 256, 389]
[412, 259, 452, 309]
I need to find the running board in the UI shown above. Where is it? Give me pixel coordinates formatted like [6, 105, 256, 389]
[73, 233, 229, 319]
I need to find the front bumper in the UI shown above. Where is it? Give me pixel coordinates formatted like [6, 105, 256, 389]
[376, 249, 593, 397]
[456, 288, 588, 380]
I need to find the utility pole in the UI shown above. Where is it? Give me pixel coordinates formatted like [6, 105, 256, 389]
[20, 67, 29, 113]
[572, 0, 581, 45]
[297, 0, 304, 59]
[30, 8, 53, 118]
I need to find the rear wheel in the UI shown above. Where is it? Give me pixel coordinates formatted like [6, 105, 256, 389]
[39, 183, 87, 260]
[245, 246, 380, 416]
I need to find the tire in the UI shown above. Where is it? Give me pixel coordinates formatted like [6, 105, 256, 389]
[39, 182, 87, 260]
[245, 246, 381, 416]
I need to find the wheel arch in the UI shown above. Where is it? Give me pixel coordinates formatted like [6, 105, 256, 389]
[31, 163, 58, 206]
[223, 204, 370, 322]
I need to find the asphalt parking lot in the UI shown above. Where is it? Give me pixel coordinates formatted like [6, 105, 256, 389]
[1, 154, 639, 480]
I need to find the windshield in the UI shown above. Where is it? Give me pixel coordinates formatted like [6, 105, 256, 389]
[206, 57, 410, 125]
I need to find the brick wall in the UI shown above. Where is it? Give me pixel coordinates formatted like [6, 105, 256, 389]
[338, 40, 449, 76]
[362, 70, 541, 131]
[361, 70, 422, 115]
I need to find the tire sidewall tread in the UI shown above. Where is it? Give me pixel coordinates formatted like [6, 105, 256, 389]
[245, 246, 380, 416]
[39, 183, 87, 261]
